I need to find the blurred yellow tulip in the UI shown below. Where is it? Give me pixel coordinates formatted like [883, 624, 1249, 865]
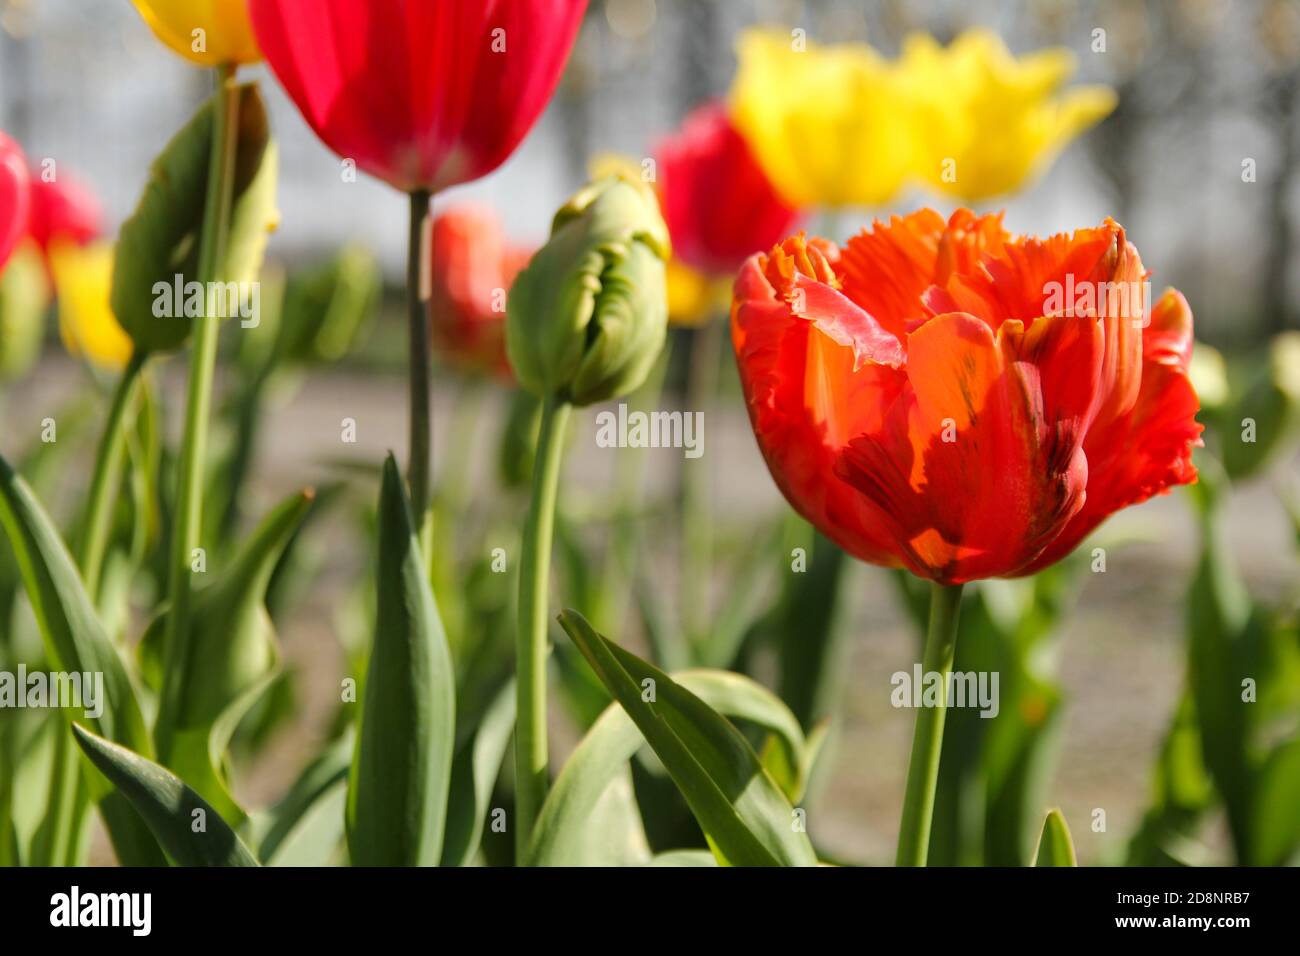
[730, 29, 918, 208]
[904, 30, 1116, 201]
[50, 241, 133, 372]
[729, 27, 1115, 208]
[666, 258, 727, 328]
[131, 0, 261, 67]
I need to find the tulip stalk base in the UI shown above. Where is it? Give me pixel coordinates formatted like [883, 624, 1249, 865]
[514, 394, 571, 863]
[895, 580, 964, 867]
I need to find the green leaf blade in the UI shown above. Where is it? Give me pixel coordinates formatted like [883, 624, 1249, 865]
[1033, 808, 1078, 867]
[71, 724, 258, 867]
[346, 454, 455, 866]
[555, 610, 816, 867]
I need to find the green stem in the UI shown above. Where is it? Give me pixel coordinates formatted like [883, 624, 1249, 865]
[77, 350, 147, 604]
[682, 319, 723, 645]
[407, 189, 433, 560]
[896, 580, 964, 867]
[514, 393, 571, 862]
[155, 64, 242, 762]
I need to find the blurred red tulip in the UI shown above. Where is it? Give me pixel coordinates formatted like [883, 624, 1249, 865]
[26, 168, 103, 255]
[248, 0, 588, 194]
[430, 205, 531, 378]
[0, 131, 30, 271]
[655, 102, 800, 277]
[731, 209, 1202, 584]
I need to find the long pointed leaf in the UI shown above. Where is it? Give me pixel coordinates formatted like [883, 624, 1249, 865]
[71, 724, 258, 867]
[1033, 808, 1078, 867]
[440, 680, 516, 867]
[0, 455, 148, 751]
[530, 668, 806, 866]
[0, 454, 163, 865]
[346, 454, 454, 866]
[143, 489, 315, 824]
[557, 610, 815, 867]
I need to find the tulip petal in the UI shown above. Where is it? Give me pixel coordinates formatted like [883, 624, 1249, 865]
[1143, 287, 1195, 369]
[1017, 291, 1202, 575]
[837, 209, 945, 341]
[732, 256, 906, 566]
[836, 311, 1096, 582]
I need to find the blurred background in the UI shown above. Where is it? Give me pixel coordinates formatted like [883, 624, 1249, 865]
[4, 0, 1299, 343]
[1, 0, 1298, 866]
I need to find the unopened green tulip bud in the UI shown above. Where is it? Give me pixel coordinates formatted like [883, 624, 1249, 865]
[506, 174, 670, 406]
[1222, 331, 1300, 480]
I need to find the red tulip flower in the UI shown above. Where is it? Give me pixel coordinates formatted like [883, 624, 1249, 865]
[0, 131, 30, 272]
[732, 209, 1202, 585]
[248, 0, 589, 194]
[26, 167, 103, 256]
[655, 102, 800, 277]
[430, 205, 531, 379]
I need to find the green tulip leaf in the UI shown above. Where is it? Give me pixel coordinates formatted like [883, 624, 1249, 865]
[248, 731, 352, 867]
[1033, 808, 1077, 866]
[0, 453, 165, 865]
[346, 454, 455, 866]
[550, 610, 816, 867]
[71, 724, 258, 867]
[440, 680, 516, 867]
[141, 488, 314, 825]
[530, 667, 809, 866]
[0, 455, 149, 751]
[1251, 739, 1300, 867]
[111, 82, 278, 354]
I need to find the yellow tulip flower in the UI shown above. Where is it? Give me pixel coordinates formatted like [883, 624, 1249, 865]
[730, 29, 919, 209]
[131, 0, 261, 67]
[729, 27, 1116, 208]
[903, 30, 1117, 201]
[49, 241, 133, 372]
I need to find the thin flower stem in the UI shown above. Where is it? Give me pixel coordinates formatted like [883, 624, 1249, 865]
[77, 350, 147, 604]
[407, 189, 434, 560]
[514, 392, 571, 862]
[155, 64, 242, 762]
[895, 580, 964, 867]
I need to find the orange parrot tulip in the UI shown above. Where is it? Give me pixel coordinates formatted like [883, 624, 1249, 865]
[731, 209, 1202, 584]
